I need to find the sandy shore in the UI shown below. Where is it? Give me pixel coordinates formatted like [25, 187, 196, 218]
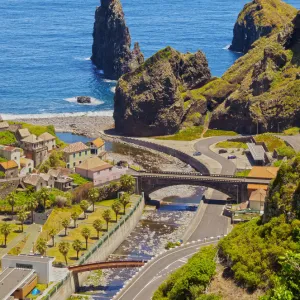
[13, 116, 115, 138]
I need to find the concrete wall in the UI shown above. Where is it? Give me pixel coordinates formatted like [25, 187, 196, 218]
[47, 196, 145, 300]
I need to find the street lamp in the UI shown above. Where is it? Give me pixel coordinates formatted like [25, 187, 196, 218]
[234, 185, 239, 204]
[277, 122, 282, 134]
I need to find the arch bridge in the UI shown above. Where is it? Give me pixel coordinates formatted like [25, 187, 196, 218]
[134, 172, 271, 202]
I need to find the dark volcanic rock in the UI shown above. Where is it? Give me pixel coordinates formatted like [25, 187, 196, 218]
[91, 0, 144, 80]
[229, 0, 297, 53]
[114, 47, 211, 137]
[77, 96, 92, 104]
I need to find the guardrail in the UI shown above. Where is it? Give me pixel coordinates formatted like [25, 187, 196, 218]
[41, 195, 144, 300]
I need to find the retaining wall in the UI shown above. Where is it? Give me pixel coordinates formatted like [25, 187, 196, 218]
[44, 195, 145, 300]
[0, 178, 20, 200]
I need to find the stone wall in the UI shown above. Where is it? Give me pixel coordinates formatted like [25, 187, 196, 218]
[0, 178, 20, 200]
[46, 195, 145, 300]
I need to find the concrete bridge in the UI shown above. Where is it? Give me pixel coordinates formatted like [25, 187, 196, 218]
[134, 172, 271, 202]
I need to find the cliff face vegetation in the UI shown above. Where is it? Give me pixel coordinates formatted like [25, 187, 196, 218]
[229, 0, 297, 53]
[114, 47, 211, 136]
[91, 0, 144, 79]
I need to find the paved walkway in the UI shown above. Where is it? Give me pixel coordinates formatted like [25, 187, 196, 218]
[280, 134, 300, 152]
[21, 224, 41, 254]
[0, 231, 27, 258]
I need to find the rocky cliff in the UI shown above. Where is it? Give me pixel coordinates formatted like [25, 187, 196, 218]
[91, 0, 144, 79]
[229, 0, 297, 53]
[114, 47, 211, 136]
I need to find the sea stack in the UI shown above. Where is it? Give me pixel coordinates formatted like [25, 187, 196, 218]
[91, 0, 144, 80]
[229, 0, 297, 53]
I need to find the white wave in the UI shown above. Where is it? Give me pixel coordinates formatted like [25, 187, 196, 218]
[110, 87, 116, 93]
[97, 69, 104, 74]
[73, 56, 91, 61]
[103, 78, 117, 83]
[64, 97, 104, 106]
[2, 110, 114, 120]
[222, 45, 231, 50]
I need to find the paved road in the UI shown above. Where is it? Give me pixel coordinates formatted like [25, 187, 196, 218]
[194, 136, 237, 175]
[115, 240, 218, 300]
[280, 135, 300, 152]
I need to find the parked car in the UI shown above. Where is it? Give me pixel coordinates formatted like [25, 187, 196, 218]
[193, 151, 202, 156]
[219, 149, 228, 154]
[228, 155, 237, 159]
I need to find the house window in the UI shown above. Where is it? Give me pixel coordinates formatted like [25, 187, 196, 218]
[73, 162, 76, 167]
[85, 151, 87, 155]
[73, 153, 75, 158]
[79, 152, 82, 157]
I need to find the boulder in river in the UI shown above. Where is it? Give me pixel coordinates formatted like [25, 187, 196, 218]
[76, 96, 92, 104]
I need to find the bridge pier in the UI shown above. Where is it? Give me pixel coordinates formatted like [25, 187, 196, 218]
[73, 272, 80, 292]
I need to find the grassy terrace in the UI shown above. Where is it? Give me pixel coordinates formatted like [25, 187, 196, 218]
[0, 223, 27, 245]
[215, 141, 247, 149]
[254, 133, 285, 151]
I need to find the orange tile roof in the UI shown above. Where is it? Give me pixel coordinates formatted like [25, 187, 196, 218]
[76, 157, 112, 172]
[91, 138, 105, 148]
[249, 189, 267, 202]
[247, 184, 269, 191]
[63, 142, 89, 154]
[248, 167, 279, 179]
[0, 160, 18, 170]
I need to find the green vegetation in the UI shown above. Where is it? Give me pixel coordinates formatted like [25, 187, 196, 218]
[273, 159, 283, 167]
[203, 129, 238, 137]
[165, 241, 181, 250]
[215, 141, 247, 149]
[8, 236, 28, 255]
[0, 131, 16, 145]
[153, 246, 217, 300]
[156, 126, 204, 141]
[26, 284, 48, 299]
[255, 133, 285, 151]
[69, 173, 91, 186]
[283, 127, 300, 135]
[235, 169, 251, 177]
[0, 157, 8, 163]
[39, 151, 66, 172]
[276, 145, 296, 159]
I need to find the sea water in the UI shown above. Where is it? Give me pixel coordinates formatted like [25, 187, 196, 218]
[0, 0, 298, 118]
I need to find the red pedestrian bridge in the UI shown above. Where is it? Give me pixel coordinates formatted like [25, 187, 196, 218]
[68, 260, 146, 274]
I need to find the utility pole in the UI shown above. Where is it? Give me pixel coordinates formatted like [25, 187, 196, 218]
[257, 121, 259, 135]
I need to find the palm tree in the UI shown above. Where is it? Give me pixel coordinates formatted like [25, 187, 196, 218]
[26, 196, 38, 224]
[81, 227, 91, 250]
[72, 239, 82, 260]
[80, 200, 89, 219]
[71, 212, 79, 228]
[88, 188, 99, 212]
[58, 241, 70, 265]
[102, 209, 112, 231]
[6, 192, 17, 217]
[17, 209, 28, 232]
[61, 218, 69, 236]
[112, 201, 122, 221]
[37, 188, 49, 210]
[93, 219, 103, 239]
[36, 238, 47, 256]
[0, 223, 11, 247]
[119, 193, 130, 214]
[48, 228, 57, 246]
[120, 175, 135, 194]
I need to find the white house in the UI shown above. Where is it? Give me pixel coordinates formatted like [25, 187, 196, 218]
[39, 132, 56, 151]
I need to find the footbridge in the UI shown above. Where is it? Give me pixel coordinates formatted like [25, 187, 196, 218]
[68, 260, 146, 274]
[135, 172, 271, 202]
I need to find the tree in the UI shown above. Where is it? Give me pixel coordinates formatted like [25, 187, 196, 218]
[26, 196, 38, 224]
[81, 227, 91, 250]
[58, 241, 70, 265]
[93, 219, 103, 239]
[6, 192, 17, 217]
[61, 218, 69, 236]
[98, 186, 108, 201]
[55, 195, 67, 208]
[112, 201, 122, 221]
[37, 188, 50, 210]
[80, 200, 89, 219]
[71, 212, 79, 228]
[72, 239, 82, 260]
[119, 193, 130, 214]
[48, 228, 57, 247]
[120, 175, 135, 194]
[17, 209, 28, 232]
[102, 209, 112, 231]
[88, 188, 99, 212]
[0, 223, 11, 248]
[36, 238, 47, 256]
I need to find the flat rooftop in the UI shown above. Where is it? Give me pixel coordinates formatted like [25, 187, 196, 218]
[3, 254, 55, 263]
[0, 268, 35, 300]
[247, 143, 265, 161]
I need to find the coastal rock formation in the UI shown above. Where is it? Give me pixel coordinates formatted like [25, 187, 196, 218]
[76, 96, 92, 104]
[114, 47, 211, 136]
[229, 0, 297, 53]
[91, 0, 144, 80]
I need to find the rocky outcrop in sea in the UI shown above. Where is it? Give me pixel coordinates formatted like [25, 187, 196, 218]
[91, 0, 144, 80]
[113, 46, 211, 136]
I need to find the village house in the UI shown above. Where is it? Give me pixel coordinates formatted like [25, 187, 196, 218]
[47, 168, 74, 191]
[20, 134, 48, 167]
[249, 189, 267, 211]
[39, 132, 56, 151]
[0, 161, 19, 178]
[20, 157, 34, 176]
[75, 156, 127, 186]
[0, 145, 21, 167]
[0, 121, 9, 132]
[63, 142, 91, 168]
[88, 137, 105, 155]
[23, 173, 54, 191]
[16, 128, 31, 141]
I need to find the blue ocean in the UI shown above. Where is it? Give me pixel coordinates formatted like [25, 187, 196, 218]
[0, 0, 299, 119]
